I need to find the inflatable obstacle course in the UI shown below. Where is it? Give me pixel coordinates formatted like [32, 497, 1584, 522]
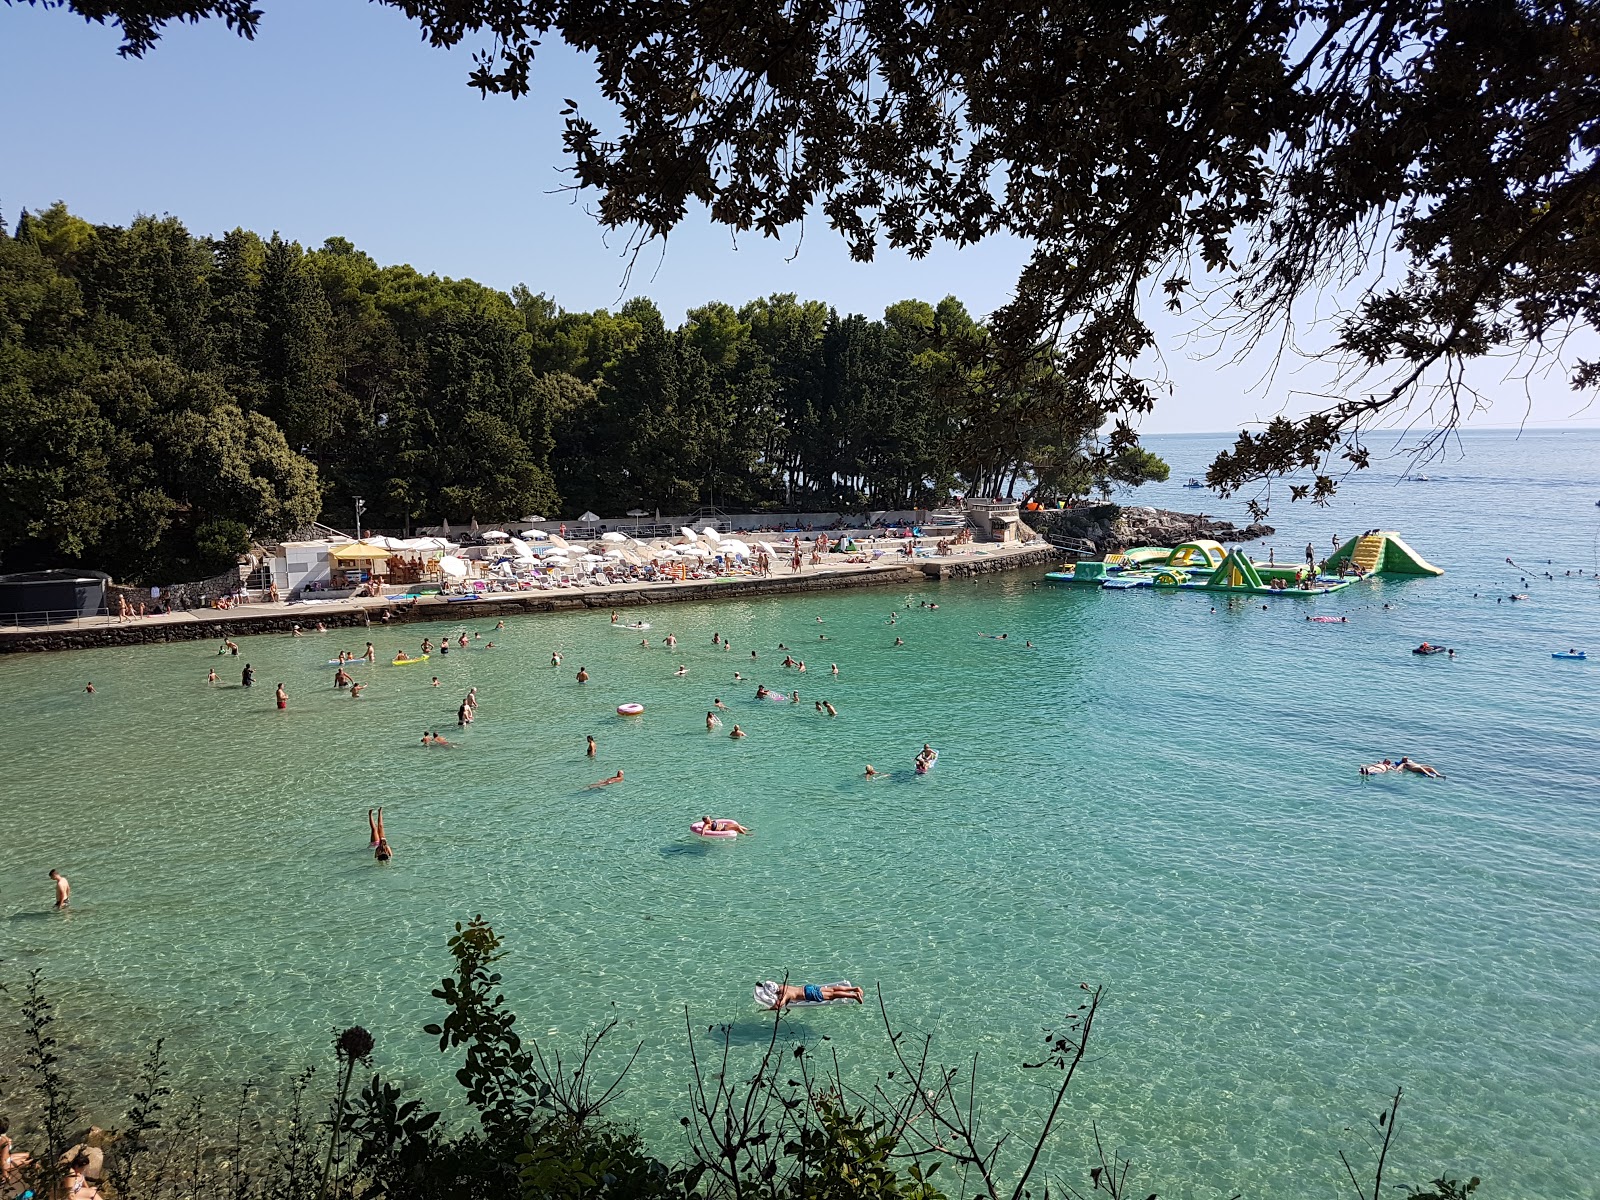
[1325, 532, 1444, 576]
[1046, 529, 1441, 597]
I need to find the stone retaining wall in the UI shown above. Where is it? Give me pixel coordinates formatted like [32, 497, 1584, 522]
[917, 546, 1064, 579]
[1, 561, 982, 653]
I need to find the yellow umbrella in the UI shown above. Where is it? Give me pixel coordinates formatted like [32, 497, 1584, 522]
[330, 542, 393, 560]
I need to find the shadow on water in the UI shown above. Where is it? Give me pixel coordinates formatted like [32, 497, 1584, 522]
[694, 1018, 820, 1048]
[658, 841, 716, 859]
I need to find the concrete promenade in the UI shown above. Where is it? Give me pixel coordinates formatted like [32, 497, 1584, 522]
[0, 542, 1062, 654]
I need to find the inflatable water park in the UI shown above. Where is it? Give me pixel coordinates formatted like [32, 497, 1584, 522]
[1045, 531, 1442, 597]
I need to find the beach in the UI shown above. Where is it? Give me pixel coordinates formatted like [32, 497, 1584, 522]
[1, 430, 1597, 1199]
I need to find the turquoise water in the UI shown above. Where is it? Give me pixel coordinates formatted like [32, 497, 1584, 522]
[2, 429, 1597, 1198]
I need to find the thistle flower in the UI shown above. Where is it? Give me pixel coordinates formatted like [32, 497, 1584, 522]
[334, 1025, 374, 1064]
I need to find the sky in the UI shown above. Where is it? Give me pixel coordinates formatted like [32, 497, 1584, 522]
[3, 0, 1596, 436]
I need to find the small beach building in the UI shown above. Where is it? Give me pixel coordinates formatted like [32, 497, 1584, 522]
[269, 541, 333, 597]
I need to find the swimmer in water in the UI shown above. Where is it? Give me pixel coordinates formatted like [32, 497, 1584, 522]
[864, 764, 879, 778]
[576, 667, 589, 683]
[675, 665, 689, 676]
[84, 682, 95, 694]
[755, 684, 770, 699]
[364, 643, 376, 662]
[496, 620, 505, 630]
[591, 769, 625, 787]
[275, 683, 288, 710]
[640, 638, 650, 648]
[714, 697, 728, 710]
[733, 671, 743, 681]
[1397, 756, 1445, 779]
[729, 724, 746, 739]
[700, 817, 751, 835]
[824, 700, 836, 717]
[894, 637, 904, 646]
[334, 667, 352, 689]
[350, 682, 366, 698]
[431, 676, 440, 687]
[551, 651, 562, 666]
[207, 668, 218, 685]
[707, 711, 722, 729]
[51, 868, 70, 907]
[371, 812, 393, 857]
[586, 735, 596, 757]
[611, 611, 619, 624]
[831, 664, 838, 675]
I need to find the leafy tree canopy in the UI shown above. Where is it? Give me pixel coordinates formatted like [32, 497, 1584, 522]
[3, 201, 1159, 582]
[18, 0, 1599, 507]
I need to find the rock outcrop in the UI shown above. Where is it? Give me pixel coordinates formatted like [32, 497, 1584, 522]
[1034, 504, 1273, 554]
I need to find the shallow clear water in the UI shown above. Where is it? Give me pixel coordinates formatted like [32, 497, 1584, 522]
[2, 429, 1597, 1198]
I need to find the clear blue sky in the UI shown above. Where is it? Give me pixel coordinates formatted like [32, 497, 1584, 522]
[4, 0, 1595, 434]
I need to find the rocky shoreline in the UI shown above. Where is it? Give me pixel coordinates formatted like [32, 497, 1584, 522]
[1031, 504, 1273, 554]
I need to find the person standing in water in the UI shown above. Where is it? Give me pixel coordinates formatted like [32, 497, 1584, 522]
[275, 682, 288, 710]
[576, 666, 590, 683]
[586, 735, 597, 757]
[207, 668, 218, 685]
[364, 642, 376, 663]
[49, 869, 70, 908]
[242, 663, 255, 688]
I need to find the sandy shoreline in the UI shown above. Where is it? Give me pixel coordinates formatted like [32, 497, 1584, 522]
[0, 542, 1062, 654]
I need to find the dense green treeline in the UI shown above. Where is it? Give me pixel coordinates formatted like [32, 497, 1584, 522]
[0, 203, 1165, 583]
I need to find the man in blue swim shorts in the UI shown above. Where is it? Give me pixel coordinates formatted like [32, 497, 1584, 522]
[754, 980, 865, 1009]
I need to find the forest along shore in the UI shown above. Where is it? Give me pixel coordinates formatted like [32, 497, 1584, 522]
[0, 544, 1062, 654]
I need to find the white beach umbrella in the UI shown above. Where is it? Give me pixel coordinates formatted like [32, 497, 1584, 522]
[482, 530, 510, 541]
[600, 530, 628, 543]
[438, 555, 468, 579]
[579, 510, 601, 523]
[510, 537, 533, 558]
[549, 534, 570, 548]
[721, 538, 752, 557]
[756, 541, 778, 555]
[525, 528, 550, 540]
[700, 524, 722, 540]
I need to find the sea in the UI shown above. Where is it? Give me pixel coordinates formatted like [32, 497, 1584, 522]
[1, 428, 1596, 1199]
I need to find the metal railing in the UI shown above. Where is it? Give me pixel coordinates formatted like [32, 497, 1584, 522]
[0, 607, 112, 630]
